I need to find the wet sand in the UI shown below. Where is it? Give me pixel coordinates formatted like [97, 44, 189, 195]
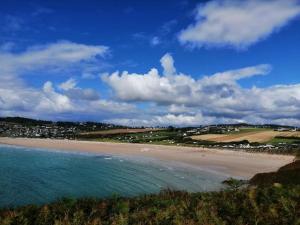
[0, 137, 294, 178]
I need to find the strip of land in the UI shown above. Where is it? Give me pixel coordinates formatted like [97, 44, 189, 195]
[192, 130, 300, 143]
[0, 137, 294, 178]
[79, 128, 162, 136]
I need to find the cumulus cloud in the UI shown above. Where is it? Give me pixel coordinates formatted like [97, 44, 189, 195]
[103, 55, 270, 106]
[39, 81, 73, 112]
[103, 53, 300, 126]
[59, 78, 77, 91]
[58, 78, 100, 101]
[154, 113, 205, 126]
[104, 112, 252, 127]
[178, 0, 300, 49]
[1, 40, 300, 126]
[160, 53, 176, 76]
[105, 113, 206, 127]
[0, 41, 136, 120]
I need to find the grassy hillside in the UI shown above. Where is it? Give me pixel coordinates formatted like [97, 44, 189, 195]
[0, 186, 299, 225]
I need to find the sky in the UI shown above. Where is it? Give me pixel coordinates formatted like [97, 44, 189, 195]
[0, 0, 300, 127]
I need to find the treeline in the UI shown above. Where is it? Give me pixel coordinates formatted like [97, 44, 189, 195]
[0, 117, 51, 126]
[0, 117, 127, 130]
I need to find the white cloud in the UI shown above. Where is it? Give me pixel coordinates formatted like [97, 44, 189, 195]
[39, 81, 73, 113]
[160, 53, 176, 76]
[105, 113, 206, 127]
[90, 100, 135, 114]
[65, 88, 100, 101]
[103, 54, 270, 106]
[58, 78, 100, 101]
[0, 41, 108, 87]
[103, 53, 300, 126]
[150, 36, 161, 46]
[105, 112, 247, 127]
[1, 40, 300, 126]
[178, 0, 300, 49]
[0, 41, 108, 75]
[168, 104, 191, 114]
[200, 64, 271, 85]
[0, 41, 137, 120]
[59, 78, 77, 91]
[154, 113, 205, 126]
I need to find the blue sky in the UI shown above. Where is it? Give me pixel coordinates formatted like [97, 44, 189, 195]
[0, 0, 300, 126]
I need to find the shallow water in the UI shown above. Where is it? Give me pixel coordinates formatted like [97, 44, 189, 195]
[0, 144, 228, 207]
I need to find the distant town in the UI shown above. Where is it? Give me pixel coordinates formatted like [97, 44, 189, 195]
[0, 117, 124, 139]
[0, 117, 299, 154]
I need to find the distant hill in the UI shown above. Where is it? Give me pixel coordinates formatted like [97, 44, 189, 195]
[0, 116, 298, 129]
[0, 117, 127, 129]
[0, 117, 51, 126]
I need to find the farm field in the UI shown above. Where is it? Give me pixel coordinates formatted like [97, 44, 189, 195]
[79, 128, 163, 136]
[191, 129, 300, 143]
[81, 129, 181, 145]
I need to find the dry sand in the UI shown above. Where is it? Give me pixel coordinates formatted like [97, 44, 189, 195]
[0, 137, 294, 179]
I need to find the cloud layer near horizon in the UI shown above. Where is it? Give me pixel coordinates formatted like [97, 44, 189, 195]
[103, 53, 300, 126]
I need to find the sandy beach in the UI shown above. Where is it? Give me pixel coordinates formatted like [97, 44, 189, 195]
[0, 137, 294, 178]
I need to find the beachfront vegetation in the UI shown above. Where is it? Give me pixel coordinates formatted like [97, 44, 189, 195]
[0, 186, 299, 225]
[0, 185, 300, 225]
[1, 160, 299, 225]
[269, 136, 300, 145]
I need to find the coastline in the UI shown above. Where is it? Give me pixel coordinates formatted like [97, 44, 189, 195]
[0, 137, 294, 178]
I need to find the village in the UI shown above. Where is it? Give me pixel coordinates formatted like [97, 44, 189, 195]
[0, 117, 299, 154]
[0, 117, 121, 139]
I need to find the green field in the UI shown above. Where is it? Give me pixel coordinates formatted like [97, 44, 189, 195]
[232, 127, 272, 133]
[269, 137, 300, 144]
[83, 130, 185, 145]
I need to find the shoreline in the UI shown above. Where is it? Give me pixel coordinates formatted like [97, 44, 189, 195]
[0, 137, 294, 178]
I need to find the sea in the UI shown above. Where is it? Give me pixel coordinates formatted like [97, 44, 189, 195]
[0, 144, 228, 208]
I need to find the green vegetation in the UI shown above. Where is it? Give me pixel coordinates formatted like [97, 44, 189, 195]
[80, 129, 248, 147]
[269, 137, 299, 144]
[268, 136, 300, 145]
[80, 129, 300, 155]
[0, 117, 51, 126]
[222, 178, 248, 190]
[81, 129, 187, 145]
[233, 127, 271, 133]
[0, 186, 299, 225]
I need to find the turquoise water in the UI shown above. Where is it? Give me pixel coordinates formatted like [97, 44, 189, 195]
[0, 144, 227, 207]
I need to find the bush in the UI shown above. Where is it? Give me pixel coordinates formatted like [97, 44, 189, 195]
[0, 185, 299, 225]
